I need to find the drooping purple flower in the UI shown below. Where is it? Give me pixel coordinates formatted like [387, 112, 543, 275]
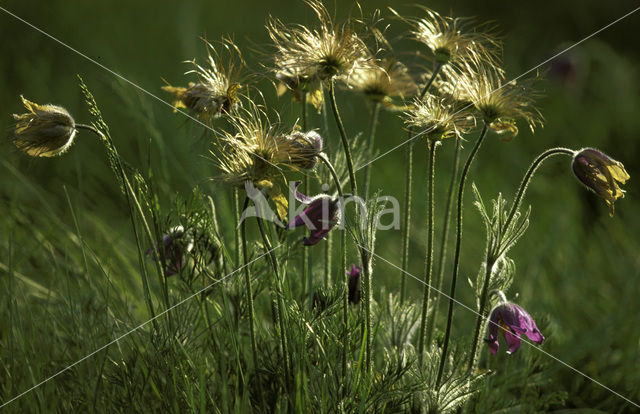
[286, 181, 340, 246]
[347, 264, 362, 304]
[146, 226, 194, 276]
[485, 302, 544, 355]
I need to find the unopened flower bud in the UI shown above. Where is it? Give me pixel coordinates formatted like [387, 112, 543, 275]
[572, 148, 629, 216]
[12, 96, 77, 157]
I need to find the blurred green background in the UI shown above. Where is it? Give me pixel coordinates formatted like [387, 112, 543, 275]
[1, 0, 639, 410]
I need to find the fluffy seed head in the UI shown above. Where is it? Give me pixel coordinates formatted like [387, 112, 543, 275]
[212, 100, 320, 189]
[346, 58, 417, 108]
[12, 96, 77, 157]
[162, 38, 243, 122]
[392, 7, 502, 67]
[458, 62, 543, 139]
[267, 0, 373, 84]
[404, 94, 475, 145]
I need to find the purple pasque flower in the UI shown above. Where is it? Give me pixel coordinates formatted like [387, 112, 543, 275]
[146, 226, 194, 276]
[347, 264, 362, 304]
[485, 301, 544, 355]
[286, 181, 341, 246]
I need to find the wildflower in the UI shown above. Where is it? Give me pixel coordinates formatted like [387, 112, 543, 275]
[347, 264, 362, 304]
[213, 101, 319, 219]
[572, 148, 629, 216]
[267, 0, 372, 84]
[275, 68, 325, 113]
[146, 226, 194, 276]
[458, 62, 543, 140]
[404, 94, 474, 145]
[286, 181, 341, 246]
[12, 96, 77, 157]
[286, 130, 324, 170]
[485, 299, 544, 355]
[162, 38, 243, 121]
[392, 7, 501, 67]
[347, 58, 417, 109]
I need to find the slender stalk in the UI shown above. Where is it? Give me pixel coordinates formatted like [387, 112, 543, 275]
[399, 63, 442, 303]
[341, 226, 348, 377]
[233, 187, 241, 268]
[255, 215, 291, 380]
[328, 77, 357, 195]
[436, 123, 488, 387]
[240, 197, 259, 371]
[319, 152, 348, 375]
[467, 147, 575, 370]
[360, 248, 373, 373]
[76, 124, 159, 325]
[362, 101, 381, 198]
[318, 153, 344, 197]
[399, 137, 413, 304]
[417, 144, 437, 364]
[301, 93, 312, 308]
[324, 233, 332, 289]
[419, 62, 442, 100]
[427, 138, 461, 343]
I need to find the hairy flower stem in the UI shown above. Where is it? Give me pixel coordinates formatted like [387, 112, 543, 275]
[427, 138, 461, 344]
[233, 187, 241, 267]
[76, 124, 160, 325]
[467, 147, 575, 370]
[399, 138, 414, 304]
[419, 62, 442, 100]
[318, 153, 344, 197]
[255, 215, 291, 381]
[417, 144, 437, 365]
[436, 122, 488, 387]
[399, 63, 442, 303]
[362, 101, 381, 198]
[328, 77, 357, 195]
[318, 153, 348, 375]
[301, 93, 313, 308]
[240, 197, 259, 371]
[360, 248, 373, 373]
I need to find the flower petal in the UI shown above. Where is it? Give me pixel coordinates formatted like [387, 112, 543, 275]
[293, 181, 313, 204]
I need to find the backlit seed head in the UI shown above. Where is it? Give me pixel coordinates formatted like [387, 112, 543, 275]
[162, 38, 243, 122]
[457, 61, 543, 140]
[391, 6, 502, 68]
[267, 0, 373, 85]
[404, 94, 475, 145]
[12, 96, 77, 157]
[346, 58, 417, 108]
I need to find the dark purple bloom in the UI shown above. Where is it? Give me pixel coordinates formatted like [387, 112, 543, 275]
[286, 181, 340, 246]
[347, 264, 362, 304]
[146, 226, 193, 276]
[485, 302, 544, 355]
